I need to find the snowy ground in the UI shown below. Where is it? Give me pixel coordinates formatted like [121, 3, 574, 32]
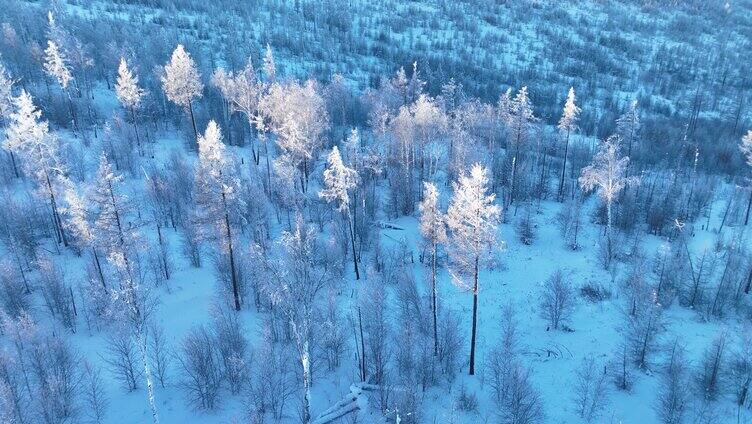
[28, 128, 747, 424]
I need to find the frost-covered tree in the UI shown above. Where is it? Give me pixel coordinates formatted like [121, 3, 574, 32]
[63, 185, 107, 289]
[261, 216, 329, 424]
[43, 40, 78, 131]
[579, 136, 638, 267]
[115, 58, 146, 156]
[212, 59, 262, 163]
[0, 61, 19, 178]
[412, 94, 448, 183]
[90, 153, 136, 256]
[0, 62, 13, 119]
[3, 91, 69, 246]
[504, 86, 537, 205]
[261, 80, 328, 194]
[557, 87, 580, 201]
[390, 104, 417, 213]
[262, 44, 276, 83]
[419, 181, 447, 355]
[193, 121, 245, 310]
[740, 130, 752, 225]
[89, 153, 159, 423]
[319, 145, 360, 279]
[446, 164, 501, 375]
[211, 67, 233, 131]
[43, 40, 72, 90]
[161, 44, 203, 142]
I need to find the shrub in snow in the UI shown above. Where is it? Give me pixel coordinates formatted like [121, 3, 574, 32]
[580, 282, 612, 303]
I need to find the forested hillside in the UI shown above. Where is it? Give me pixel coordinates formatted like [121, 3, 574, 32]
[0, 1, 751, 423]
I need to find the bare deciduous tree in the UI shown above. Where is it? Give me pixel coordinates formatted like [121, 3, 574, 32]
[177, 326, 222, 410]
[539, 269, 576, 330]
[573, 354, 610, 422]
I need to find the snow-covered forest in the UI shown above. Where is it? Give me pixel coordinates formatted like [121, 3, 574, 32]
[0, 0, 751, 423]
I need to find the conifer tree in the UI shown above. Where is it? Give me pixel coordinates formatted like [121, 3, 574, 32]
[90, 153, 160, 423]
[557, 87, 580, 201]
[446, 164, 501, 375]
[320, 145, 360, 279]
[194, 121, 244, 310]
[161, 44, 203, 143]
[262, 44, 276, 83]
[579, 136, 638, 267]
[43, 40, 78, 131]
[3, 90, 69, 246]
[115, 58, 146, 155]
[504, 86, 537, 205]
[0, 60, 19, 178]
[419, 181, 447, 356]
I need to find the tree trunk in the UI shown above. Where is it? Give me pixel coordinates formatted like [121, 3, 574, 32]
[745, 186, 752, 226]
[262, 135, 272, 196]
[469, 256, 479, 376]
[358, 307, 366, 382]
[188, 100, 198, 148]
[137, 327, 160, 424]
[346, 210, 360, 280]
[46, 173, 68, 247]
[92, 248, 107, 289]
[248, 118, 260, 165]
[131, 107, 142, 156]
[558, 130, 570, 201]
[431, 243, 438, 356]
[8, 151, 19, 178]
[509, 127, 522, 205]
[605, 200, 613, 268]
[223, 192, 241, 311]
[65, 90, 79, 133]
[156, 224, 170, 280]
[301, 340, 312, 424]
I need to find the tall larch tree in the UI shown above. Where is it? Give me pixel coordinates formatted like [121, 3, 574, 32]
[262, 216, 329, 424]
[43, 39, 78, 132]
[213, 59, 262, 164]
[261, 80, 329, 194]
[505, 86, 537, 205]
[419, 181, 448, 356]
[90, 153, 135, 255]
[412, 94, 448, 184]
[579, 135, 639, 267]
[194, 121, 244, 310]
[557, 87, 581, 201]
[262, 44, 276, 83]
[446, 164, 501, 375]
[115, 58, 146, 156]
[0, 60, 20, 178]
[63, 185, 107, 289]
[161, 44, 203, 144]
[3, 90, 69, 246]
[320, 145, 360, 280]
[90, 153, 159, 424]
